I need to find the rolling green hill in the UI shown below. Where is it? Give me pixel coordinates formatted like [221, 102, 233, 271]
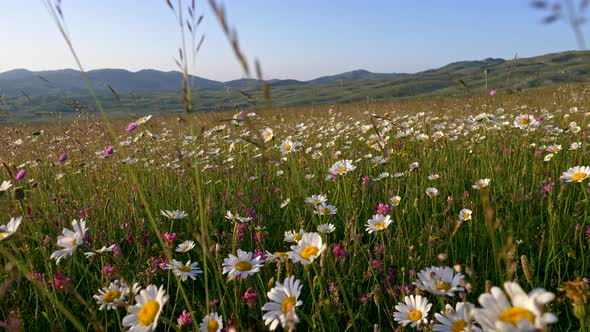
[1, 50, 588, 123]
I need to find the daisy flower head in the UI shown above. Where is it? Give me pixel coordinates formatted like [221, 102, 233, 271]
[0, 180, 12, 192]
[122, 284, 169, 332]
[329, 159, 356, 176]
[472, 281, 557, 331]
[390, 195, 402, 206]
[280, 139, 294, 154]
[261, 127, 274, 143]
[222, 249, 264, 280]
[365, 214, 393, 234]
[514, 114, 538, 129]
[93, 280, 129, 311]
[317, 223, 336, 234]
[409, 161, 420, 170]
[166, 259, 202, 281]
[176, 240, 196, 253]
[458, 208, 472, 221]
[434, 302, 481, 332]
[0, 217, 22, 241]
[284, 229, 305, 243]
[426, 187, 440, 198]
[160, 210, 188, 220]
[288, 232, 326, 265]
[262, 275, 303, 331]
[311, 150, 323, 160]
[543, 153, 554, 162]
[50, 219, 88, 264]
[136, 115, 153, 125]
[315, 203, 337, 215]
[561, 166, 590, 183]
[393, 294, 432, 328]
[305, 194, 327, 205]
[472, 178, 491, 190]
[199, 312, 223, 332]
[414, 266, 465, 297]
[84, 244, 116, 257]
[546, 144, 561, 154]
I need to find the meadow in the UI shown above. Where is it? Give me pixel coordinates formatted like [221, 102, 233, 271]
[0, 83, 589, 331]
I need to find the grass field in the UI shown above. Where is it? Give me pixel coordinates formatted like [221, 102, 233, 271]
[0, 83, 589, 331]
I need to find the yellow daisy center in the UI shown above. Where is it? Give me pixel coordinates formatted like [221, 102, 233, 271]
[572, 172, 588, 181]
[300, 246, 319, 260]
[451, 319, 467, 332]
[103, 289, 121, 303]
[265, 132, 271, 137]
[499, 307, 534, 326]
[281, 296, 297, 314]
[408, 309, 423, 321]
[284, 145, 291, 151]
[178, 264, 192, 272]
[71, 239, 78, 246]
[520, 118, 530, 125]
[392, 199, 400, 205]
[321, 207, 331, 214]
[435, 281, 452, 291]
[312, 199, 321, 204]
[293, 234, 303, 241]
[463, 212, 470, 219]
[138, 300, 160, 326]
[0, 232, 7, 239]
[207, 320, 219, 332]
[338, 167, 347, 174]
[374, 221, 385, 230]
[235, 260, 252, 271]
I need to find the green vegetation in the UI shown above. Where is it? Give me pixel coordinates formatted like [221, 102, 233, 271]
[0, 85, 589, 330]
[1, 50, 589, 123]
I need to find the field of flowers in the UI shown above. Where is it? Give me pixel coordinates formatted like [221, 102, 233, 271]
[0, 84, 590, 331]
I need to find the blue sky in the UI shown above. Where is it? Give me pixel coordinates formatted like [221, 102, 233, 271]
[1, 1, 586, 81]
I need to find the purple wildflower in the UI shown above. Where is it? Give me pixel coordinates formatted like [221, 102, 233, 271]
[15, 169, 26, 180]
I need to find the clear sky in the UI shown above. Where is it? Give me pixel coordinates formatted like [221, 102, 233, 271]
[1, 0, 586, 81]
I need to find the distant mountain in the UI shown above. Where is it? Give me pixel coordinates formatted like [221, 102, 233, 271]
[2, 51, 587, 98]
[0, 68, 224, 96]
[308, 69, 409, 84]
[1, 50, 589, 122]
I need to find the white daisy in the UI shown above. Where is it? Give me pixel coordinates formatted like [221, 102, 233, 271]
[288, 232, 326, 265]
[280, 139, 294, 154]
[472, 282, 557, 331]
[514, 114, 538, 129]
[222, 249, 264, 279]
[0, 180, 12, 192]
[199, 312, 223, 332]
[305, 194, 327, 205]
[317, 223, 336, 234]
[426, 187, 440, 198]
[544, 153, 554, 162]
[0, 217, 22, 241]
[458, 208, 472, 221]
[166, 259, 202, 281]
[472, 179, 491, 190]
[122, 284, 169, 332]
[561, 166, 590, 183]
[50, 219, 88, 264]
[434, 302, 481, 332]
[393, 294, 432, 328]
[262, 275, 303, 331]
[414, 266, 465, 297]
[261, 127, 274, 143]
[160, 210, 188, 220]
[284, 229, 305, 243]
[176, 240, 196, 253]
[365, 214, 393, 234]
[390, 195, 402, 206]
[328, 159, 356, 176]
[84, 244, 116, 257]
[93, 280, 129, 311]
[315, 203, 337, 215]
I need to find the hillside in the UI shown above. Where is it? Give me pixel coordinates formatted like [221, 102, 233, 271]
[0, 50, 588, 122]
